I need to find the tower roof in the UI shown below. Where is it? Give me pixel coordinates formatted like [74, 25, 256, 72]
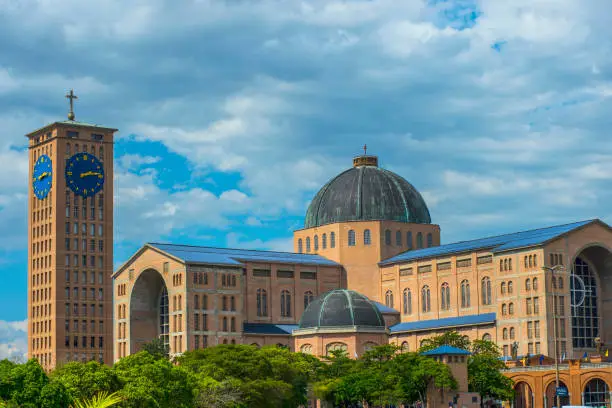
[421, 345, 471, 356]
[304, 155, 431, 228]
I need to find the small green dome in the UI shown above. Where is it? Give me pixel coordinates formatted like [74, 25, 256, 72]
[304, 157, 431, 229]
[299, 289, 385, 329]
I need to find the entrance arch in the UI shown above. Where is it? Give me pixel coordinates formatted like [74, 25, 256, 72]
[545, 381, 569, 408]
[514, 382, 533, 408]
[129, 268, 169, 354]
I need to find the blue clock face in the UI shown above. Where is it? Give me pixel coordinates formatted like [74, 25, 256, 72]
[33, 155, 53, 200]
[65, 152, 105, 197]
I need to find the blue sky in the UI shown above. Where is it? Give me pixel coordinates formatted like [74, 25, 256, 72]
[1, 0, 612, 359]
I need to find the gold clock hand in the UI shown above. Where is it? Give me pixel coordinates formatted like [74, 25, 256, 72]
[37, 172, 49, 181]
[80, 171, 101, 178]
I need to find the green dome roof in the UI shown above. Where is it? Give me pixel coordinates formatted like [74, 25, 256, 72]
[299, 289, 385, 329]
[304, 157, 431, 229]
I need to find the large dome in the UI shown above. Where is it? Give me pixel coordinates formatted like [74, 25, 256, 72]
[304, 155, 431, 229]
[299, 289, 385, 329]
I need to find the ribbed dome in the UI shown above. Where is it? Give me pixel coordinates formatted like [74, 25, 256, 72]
[299, 290, 385, 329]
[304, 157, 431, 229]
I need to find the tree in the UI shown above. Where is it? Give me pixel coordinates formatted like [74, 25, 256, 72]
[418, 331, 471, 352]
[140, 338, 169, 360]
[51, 361, 121, 403]
[70, 391, 122, 408]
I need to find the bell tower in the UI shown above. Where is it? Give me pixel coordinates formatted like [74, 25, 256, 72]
[26, 91, 117, 369]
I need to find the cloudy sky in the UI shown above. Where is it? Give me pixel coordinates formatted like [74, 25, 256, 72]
[1, 0, 612, 358]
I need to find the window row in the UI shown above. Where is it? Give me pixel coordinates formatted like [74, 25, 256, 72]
[117, 284, 127, 297]
[65, 192, 105, 208]
[172, 295, 183, 311]
[255, 290, 315, 317]
[65, 222, 104, 237]
[31, 336, 52, 351]
[193, 294, 208, 310]
[117, 304, 127, 319]
[500, 281, 514, 295]
[31, 304, 52, 319]
[172, 273, 183, 287]
[65, 303, 104, 317]
[552, 276, 564, 289]
[65, 142, 105, 159]
[388, 278, 491, 313]
[221, 296, 237, 311]
[65, 270, 104, 285]
[65, 205, 104, 221]
[524, 254, 538, 269]
[550, 253, 564, 266]
[383, 230, 433, 249]
[32, 287, 52, 303]
[298, 232, 336, 253]
[194, 314, 209, 331]
[64, 238, 105, 253]
[193, 272, 209, 285]
[525, 297, 540, 315]
[221, 274, 237, 287]
[527, 321, 541, 339]
[32, 223, 52, 239]
[525, 278, 538, 291]
[65, 319, 104, 334]
[64, 287, 104, 301]
[32, 271, 52, 287]
[502, 327, 516, 340]
[32, 255, 52, 271]
[221, 317, 237, 332]
[499, 258, 513, 271]
[501, 303, 515, 316]
[194, 335, 209, 349]
[31, 320, 52, 334]
[65, 254, 104, 268]
[32, 207, 52, 224]
[65, 335, 104, 349]
[32, 239, 53, 255]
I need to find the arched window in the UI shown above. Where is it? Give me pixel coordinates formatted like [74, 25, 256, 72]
[297, 238, 303, 253]
[440, 283, 450, 311]
[403, 289, 412, 315]
[501, 282, 507, 294]
[525, 278, 531, 291]
[230, 317, 236, 332]
[326, 342, 348, 355]
[231, 275, 236, 287]
[385, 229, 392, 245]
[202, 294, 208, 310]
[524, 256, 528, 268]
[194, 294, 199, 309]
[222, 317, 228, 331]
[256, 289, 268, 317]
[230, 296, 235, 311]
[421, 285, 431, 312]
[330, 232, 336, 248]
[508, 281, 513, 294]
[482, 333, 491, 341]
[159, 287, 169, 349]
[401, 341, 409, 352]
[510, 327, 515, 339]
[481, 277, 492, 305]
[416, 232, 423, 248]
[348, 230, 356, 246]
[306, 237, 311, 253]
[314, 235, 319, 251]
[508, 302, 514, 315]
[461, 280, 470, 308]
[322, 233, 327, 249]
[300, 344, 313, 354]
[558, 277, 564, 289]
[533, 254, 537, 267]
[503, 328, 508, 340]
[502, 304, 507, 315]
[427, 233, 433, 248]
[572, 257, 599, 348]
[396, 230, 402, 246]
[304, 291, 314, 310]
[222, 295, 227, 311]
[552, 276, 557, 289]
[504, 259, 508, 271]
[499, 259, 504, 271]
[407, 232, 413, 249]
[280, 290, 291, 317]
[385, 290, 394, 308]
[532, 278, 538, 291]
[583, 379, 609, 406]
[364, 229, 371, 245]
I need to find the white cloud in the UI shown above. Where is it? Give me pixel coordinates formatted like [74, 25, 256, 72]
[0, 320, 27, 361]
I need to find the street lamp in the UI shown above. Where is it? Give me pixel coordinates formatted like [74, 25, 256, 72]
[543, 264, 565, 408]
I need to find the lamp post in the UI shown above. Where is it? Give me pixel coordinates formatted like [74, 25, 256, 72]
[543, 264, 565, 408]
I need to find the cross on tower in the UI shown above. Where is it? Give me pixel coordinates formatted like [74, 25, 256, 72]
[363, 144, 367, 155]
[65, 89, 78, 121]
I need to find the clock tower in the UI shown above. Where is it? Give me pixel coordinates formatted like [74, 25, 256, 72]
[26, 91, 116, 369]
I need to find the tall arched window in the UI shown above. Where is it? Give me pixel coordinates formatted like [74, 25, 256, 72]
[306, 237, 311, 253]
[421, 285, 431, 312]
[364, 229, 371, 245]
[533, 254, 537, 266]
[256, 289, 268, 317]
[503, 328, 508, 339]
[159, 286, 169, 349]
[322, 233, 327, 249]
[525, 278, 531, 291]
[558, 277, 564, 289]
[280, 290, 291, 317]
[552, 277, 557, 289]
[440, 283, 450, 311]
[572, 257, 599, 348]
[532, 278, 538, 291]
[427, 233, 433, 248]
[407, 232, 413, 249]
[583, 378, 609, 406]
[202, 294, 208, 310]
[461, 280, 470, 308]
[403, 289, 412, 315]
[348, 230, 356, 246]
[508, 302, 514, 314]
[222, 295, 227, 311]
[314, 235, 319, 251]
[501, 282, 507, 294]
[416, 232, 423, 248]
[222, 317, 228, 331]
[385, 229, 392, 245]
[396, 231, 402, 246]
[230, 296, 235, 311]
[304, 291, 314, 310]
[330, 232, 336, 248]
[502, 304, 507, 315]
[481, 277, 492, 305]
[194, 294, 200, 309]
[508, 281, 513, 294]
[401, 341, 409, 353]
[385, 290, 394, 308]
[482, 333, 491, 341]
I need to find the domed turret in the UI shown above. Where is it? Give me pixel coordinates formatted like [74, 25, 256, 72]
[304, 153, 431, 228]
[299, 289, 385, 329]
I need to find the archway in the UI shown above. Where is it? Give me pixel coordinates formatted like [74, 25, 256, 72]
[584, 378, 609, 406]
[571, 245, 612, 352]
[545, 381, 569, 408]
[130, 268, 169, 354]
[514, 382, 533, 408]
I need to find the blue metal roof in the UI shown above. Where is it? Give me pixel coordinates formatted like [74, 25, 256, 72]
[148, 243, 340, 267]
[422, 345, 471, 356]
[243, 323, 298, 335]
[373, 301, 399, 314]
[381, 219, 598, 265]
[389, 313, 496, 333]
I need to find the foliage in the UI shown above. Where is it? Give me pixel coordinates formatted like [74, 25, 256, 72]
[140, 338, 169, 360]
[70, 391, 122, 408]
[51, 361, 121, 403]
[418, 331, 471, 352]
